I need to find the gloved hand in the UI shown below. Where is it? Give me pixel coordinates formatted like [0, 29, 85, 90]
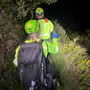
[52, 33, 58, 38]
[13, 59, 18, 67]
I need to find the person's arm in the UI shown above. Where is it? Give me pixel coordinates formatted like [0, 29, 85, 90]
[47, 33, 59, 54]
[13, 46, 20, 67]
[48, 20, 54, 33]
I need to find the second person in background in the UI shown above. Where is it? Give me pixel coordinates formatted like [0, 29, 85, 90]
[35, 7, 54, 40]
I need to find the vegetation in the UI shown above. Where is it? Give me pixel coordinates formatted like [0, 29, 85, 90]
[0, 0, 57, 19]
[0, 0, 90, 90]
[50, 21, 90, 90]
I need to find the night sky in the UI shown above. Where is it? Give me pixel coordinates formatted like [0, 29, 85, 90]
[40, 0, 90, 33]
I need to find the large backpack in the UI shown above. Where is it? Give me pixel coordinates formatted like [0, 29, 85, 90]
[18, 42, 47, 88]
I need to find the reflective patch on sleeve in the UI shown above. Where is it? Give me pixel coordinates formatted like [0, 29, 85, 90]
[56, 47, 59, 52]
[13, 59, 18, 67]
[43, 47, 47, 49]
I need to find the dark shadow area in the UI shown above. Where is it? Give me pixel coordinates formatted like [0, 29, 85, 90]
[40, 0, 90, 33]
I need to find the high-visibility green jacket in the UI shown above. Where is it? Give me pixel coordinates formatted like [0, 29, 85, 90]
[38, 18, 54, 40]
[13, 38, 59, 67]
[42, 38, 59, 57]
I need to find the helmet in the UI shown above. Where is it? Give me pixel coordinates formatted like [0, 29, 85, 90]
[25, 20, 40, 34]
[35, 7, 44, 14]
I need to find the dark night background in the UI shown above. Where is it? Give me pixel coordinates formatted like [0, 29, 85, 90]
[40, 0, 90, 33]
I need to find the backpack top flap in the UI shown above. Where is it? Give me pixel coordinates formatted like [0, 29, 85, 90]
[18, 42, 43, 65]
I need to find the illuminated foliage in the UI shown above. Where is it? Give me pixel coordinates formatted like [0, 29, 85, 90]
[50, 20, 90, 90]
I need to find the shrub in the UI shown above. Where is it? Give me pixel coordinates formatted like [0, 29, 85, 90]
[50, 20, 90, 90]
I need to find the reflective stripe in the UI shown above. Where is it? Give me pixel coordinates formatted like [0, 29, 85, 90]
[43, 47, 47, 49]
[56, 47, 59, 52]
[50, 28, 53, 32]
[39, 33, 49, 37]
[13, 59, 18, 67]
